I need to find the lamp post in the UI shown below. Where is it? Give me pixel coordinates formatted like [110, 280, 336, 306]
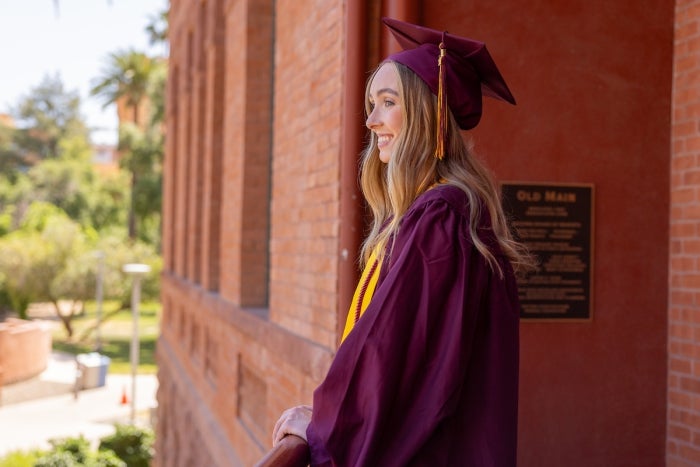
[93, 251, 105, 352]
[122, 263, 151, 424]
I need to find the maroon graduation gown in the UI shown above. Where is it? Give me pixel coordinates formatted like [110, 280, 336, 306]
[306, 184, 521, 466]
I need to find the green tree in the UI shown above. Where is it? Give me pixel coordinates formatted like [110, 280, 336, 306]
[91, 49, 155, 128]
[27, 156, 93, 224]
[0, 121, 24, 179]
[0, 136, 129, 235]
[0, 202, 162, 333]
[85, 170, 129, 231]
[145, 7, 169, 49]
[93, 232, 163, 308]
[91, 50, 160, 239]
[0, 204, 91, 330]
[0, 173, 31, 232]
[146, 57, 167, 128]
[118, 123, 163, 247]
[0, 233, 36, 319]
[11, 74, 88, 164]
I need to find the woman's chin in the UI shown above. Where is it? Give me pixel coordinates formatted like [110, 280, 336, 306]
[378, 149, 391, 163]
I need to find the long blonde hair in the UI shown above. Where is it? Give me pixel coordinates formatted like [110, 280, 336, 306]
[359, 61, 534, 276]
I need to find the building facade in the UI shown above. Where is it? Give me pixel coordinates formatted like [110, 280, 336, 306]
[157, 0, 697, 465]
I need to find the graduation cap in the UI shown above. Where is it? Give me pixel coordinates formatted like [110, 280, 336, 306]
[382, 17, 515, 159]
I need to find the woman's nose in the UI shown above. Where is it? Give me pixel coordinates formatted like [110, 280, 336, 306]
[366, 108, 379, 129]
[365, 112, 377, 130]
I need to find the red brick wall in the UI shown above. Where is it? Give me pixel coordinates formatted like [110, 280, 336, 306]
[218, 0, 275, 307]
[159, 0, 686, 465]
[268, 0, 344, 350]
[670, 1, 700, 465]
[157, 0, 341, 464]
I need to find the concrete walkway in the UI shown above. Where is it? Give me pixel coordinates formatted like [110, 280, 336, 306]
[0, 352, 158, 456]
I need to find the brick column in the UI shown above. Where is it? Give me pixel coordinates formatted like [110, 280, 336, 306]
[669, 1, 700, 465]
[219, 0, 274, 307]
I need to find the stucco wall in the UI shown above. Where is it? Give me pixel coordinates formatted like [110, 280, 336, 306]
[0, 319, 52, 385]
[425, 2, 672, 465]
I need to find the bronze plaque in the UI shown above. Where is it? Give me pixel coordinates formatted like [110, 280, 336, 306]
[501, 182, 594, 320]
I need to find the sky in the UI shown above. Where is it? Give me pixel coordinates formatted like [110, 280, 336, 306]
[0, 0, 168, 145]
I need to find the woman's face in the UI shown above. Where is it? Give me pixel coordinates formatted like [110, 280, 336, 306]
[366, 62, 404, 163]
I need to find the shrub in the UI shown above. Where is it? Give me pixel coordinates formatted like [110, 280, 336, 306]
[0, 426, 153, 467]
[47, 436, 91, 464]
[90, 450, 126, 467]
[98, 424, 154, 467]
[34, 450, 79, 467]
[0, 449, 44, 467]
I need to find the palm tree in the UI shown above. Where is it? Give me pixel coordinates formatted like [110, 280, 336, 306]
[91, 49, 155, 129]
[91, 49, 157, 239]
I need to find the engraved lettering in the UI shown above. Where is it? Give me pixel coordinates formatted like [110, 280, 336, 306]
[517, 190, 542, 202]
[544, 190, 576, 203]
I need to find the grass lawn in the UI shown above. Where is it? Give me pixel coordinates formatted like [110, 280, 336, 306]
[48, 300, 160, 374]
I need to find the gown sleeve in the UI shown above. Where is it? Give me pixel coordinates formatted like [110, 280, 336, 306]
[306, 193, 516, 466]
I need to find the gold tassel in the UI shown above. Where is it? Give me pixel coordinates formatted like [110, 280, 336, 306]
[435, 39, 448, 160]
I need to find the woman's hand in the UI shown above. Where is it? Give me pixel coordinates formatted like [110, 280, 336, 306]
[272, 405, 312, 446]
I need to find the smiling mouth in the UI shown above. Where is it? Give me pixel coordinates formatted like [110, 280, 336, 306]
[377, 135, 392, 147]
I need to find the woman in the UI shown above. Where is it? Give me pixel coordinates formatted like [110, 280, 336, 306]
[273, 17, 533, 466]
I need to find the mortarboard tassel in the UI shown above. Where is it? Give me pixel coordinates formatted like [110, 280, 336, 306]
[435, 39, 448, 160]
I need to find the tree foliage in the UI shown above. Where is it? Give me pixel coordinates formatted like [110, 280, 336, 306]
[0, 121, 25, 179]
[91, 50, 156, 128]
[0, 204, 89, 329]
[98, 424, 154, 467]
[91, 231, 162, 308]
[10, 425, 155, 467]
[118, 123, 163, 246]
[145, 7, 169, 49]
[91, 50, 165, 240]
[0, 7, 167, 325]
[0, 203, 161, 334]
[10, 74, 88, 165]
[0, 142, 128, 234]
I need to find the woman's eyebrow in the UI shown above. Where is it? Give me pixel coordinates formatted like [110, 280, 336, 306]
[373, 87, 399, 97]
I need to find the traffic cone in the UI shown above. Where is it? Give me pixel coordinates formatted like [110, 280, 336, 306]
[120, 386, 129, 405]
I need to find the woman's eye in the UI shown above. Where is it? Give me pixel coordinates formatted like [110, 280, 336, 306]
[384, 99, 395, 107]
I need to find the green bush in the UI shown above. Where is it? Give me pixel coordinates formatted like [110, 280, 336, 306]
[47, 436, 91, 464]
[32, 447, 126, 467]
[0, 449, 44, 467]
[98, 424, 154, 467]
[89, 450, 125, 467]
[34, 450, 79, 467]
[0, 425, 152, 467]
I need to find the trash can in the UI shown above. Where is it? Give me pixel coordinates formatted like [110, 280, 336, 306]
[76, 353, 110, 389]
